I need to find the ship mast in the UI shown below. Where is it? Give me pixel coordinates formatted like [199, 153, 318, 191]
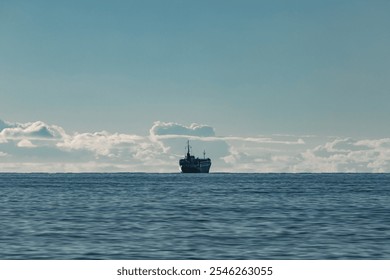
[186, 140, 191, 159]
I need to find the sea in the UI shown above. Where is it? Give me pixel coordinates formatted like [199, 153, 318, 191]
[0, 173, 389, 260]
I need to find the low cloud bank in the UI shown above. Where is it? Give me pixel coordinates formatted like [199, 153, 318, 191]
[0, 118, 389, 172]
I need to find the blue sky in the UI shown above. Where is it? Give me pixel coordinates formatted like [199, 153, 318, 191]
[1, 1, 390, 172]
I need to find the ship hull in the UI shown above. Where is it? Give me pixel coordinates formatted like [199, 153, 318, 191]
[179, 159, 211, 173]
[180, 163, 211, 173]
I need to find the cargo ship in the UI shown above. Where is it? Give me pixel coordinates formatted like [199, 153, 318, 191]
[179, 140, 211, 173]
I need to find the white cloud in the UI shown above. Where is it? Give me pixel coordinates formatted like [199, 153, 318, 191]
[150, 121, 215, 138]
[1, 118, 390, 172]
[294, 138, 390, 172]
[17, 139, 37, 148]
[57, 131, 144, 157]
[0, 119, 14, 131]
[0, 120, 66, 140]
[355, 138, 390, 149]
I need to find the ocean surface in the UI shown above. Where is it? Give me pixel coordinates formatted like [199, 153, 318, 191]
[0, 173, 389, 259]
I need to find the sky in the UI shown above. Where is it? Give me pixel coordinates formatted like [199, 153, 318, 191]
[1, 0, 390, 172]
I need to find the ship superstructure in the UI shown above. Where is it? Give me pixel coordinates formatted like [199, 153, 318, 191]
[179, 140, 211, 173]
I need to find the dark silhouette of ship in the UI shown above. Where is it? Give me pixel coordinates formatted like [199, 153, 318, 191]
[179, 140, 211, 173]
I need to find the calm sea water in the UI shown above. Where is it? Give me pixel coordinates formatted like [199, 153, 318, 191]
[0, 173, 389, 259]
